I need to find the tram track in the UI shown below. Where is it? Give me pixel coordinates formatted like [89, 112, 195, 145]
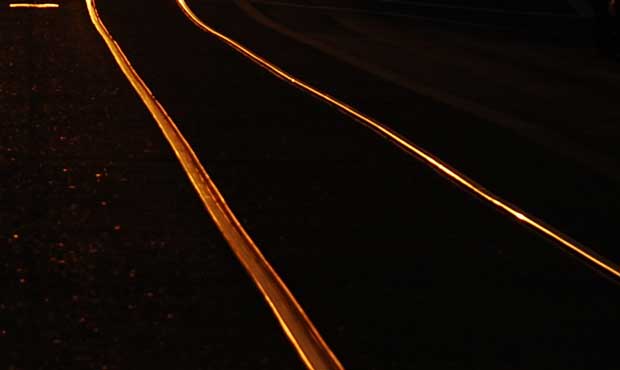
[86, 0, 344, 369]
[4, 0, 618, 368]
[85, 0, 620, 368]
[177, 0, 620, 280]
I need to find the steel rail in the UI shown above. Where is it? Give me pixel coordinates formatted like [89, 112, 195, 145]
[178, 0, 620, 280]
[9, 3, 59, 8]
[85, 1, 345, 370]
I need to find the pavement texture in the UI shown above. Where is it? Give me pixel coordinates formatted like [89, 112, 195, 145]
[1, 2, 300, 369]
[2, 0, 620, 369]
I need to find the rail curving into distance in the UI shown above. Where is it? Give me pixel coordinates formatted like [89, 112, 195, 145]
[177, 0, 620, 280]
[85, 1, 345, 369]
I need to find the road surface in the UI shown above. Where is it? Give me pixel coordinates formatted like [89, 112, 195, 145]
[2, 1, 619, 369]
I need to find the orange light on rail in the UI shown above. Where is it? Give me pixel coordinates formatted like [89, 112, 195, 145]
[177, 0, 620, 280]
[86, 1, 344, 370]
[9, 3, 59, 8]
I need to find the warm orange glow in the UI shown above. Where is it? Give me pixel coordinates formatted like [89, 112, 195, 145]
[9, 3, 59, 8]
[177, 0, 620, 279]
[86, 1, 344, 370]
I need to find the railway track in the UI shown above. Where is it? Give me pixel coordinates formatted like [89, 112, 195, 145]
[86, 0, 620, 368]
[4, 0, 618, 368]
[177, 0, 619, 278]
[86, 0, 344, 369]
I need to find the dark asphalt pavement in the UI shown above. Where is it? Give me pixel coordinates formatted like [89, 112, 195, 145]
[2, 1, 620, 369]
[249, 0, 597, 43]
[190, 1, 620, 265]
[1, 3, 299, 369]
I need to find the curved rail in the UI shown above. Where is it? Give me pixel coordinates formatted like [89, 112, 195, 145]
[177, 0, 620, 280]
[85, 1, 345, 370]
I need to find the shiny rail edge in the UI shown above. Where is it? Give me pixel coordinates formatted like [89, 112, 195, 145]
[177, 0, 620, 280]
[9, 3, 59, 8]
[85, 1, 345, 370]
